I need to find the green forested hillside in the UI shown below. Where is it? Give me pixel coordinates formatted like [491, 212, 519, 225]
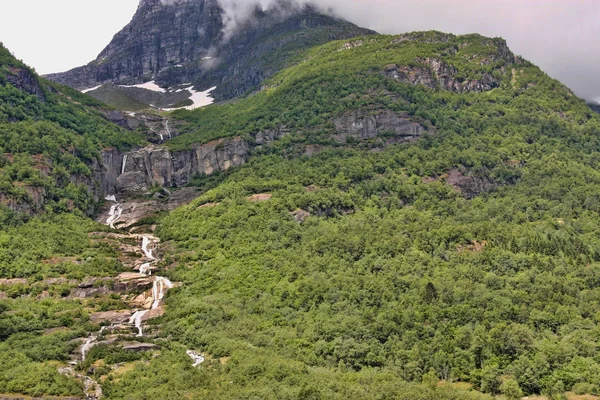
[0, 42, 141, 225]
[93, 33, 600, 399]
[3, 31, 600, 400]
[0, 44, 140, 397]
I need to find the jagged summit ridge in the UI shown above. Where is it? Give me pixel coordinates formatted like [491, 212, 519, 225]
[44, 0, 375, 105]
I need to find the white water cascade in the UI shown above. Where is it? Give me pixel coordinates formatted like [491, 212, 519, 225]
[81, 327, 107, 362]
[129, 264, 173, 337]
[121, 155, 128, 175]
[186, 350, 205, 367]
[141, 236, 155, 259]
[165, 119, 172, 139]
[126, 233, 173, 337]
[105, 203, 123, 229]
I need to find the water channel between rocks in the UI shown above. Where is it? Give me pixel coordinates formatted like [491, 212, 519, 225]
[58, 197, 204, 399]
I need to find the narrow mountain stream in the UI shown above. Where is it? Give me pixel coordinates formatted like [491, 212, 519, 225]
[58, 196, 202, 399]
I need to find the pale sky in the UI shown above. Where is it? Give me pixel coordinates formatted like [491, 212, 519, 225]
[0, 0, 599, 101]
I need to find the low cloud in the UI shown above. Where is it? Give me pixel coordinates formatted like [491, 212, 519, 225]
[195, 0, 600, 101]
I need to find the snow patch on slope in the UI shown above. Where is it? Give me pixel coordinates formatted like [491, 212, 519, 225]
[163, 86, 217, 111]
[119, 81, 167, 93]
[81, 85, 102, 93]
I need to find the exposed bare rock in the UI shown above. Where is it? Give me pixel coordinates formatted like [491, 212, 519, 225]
[114, 273, 154, 293]
[115, 137, 250, 193]
[5, 66, 46, 102]
[197, 202, 221, 210]
[70, 286, 112, 299]
[95, 189, 201, 230]
[384, 58, 501, 93]
[332, 110, 426, 142]
[0, 185, 47, 216]
[446, 168, 497, 199]
[77, 278, 112, 289]
[103, 111, 179, 143]
[142, 306, 166, 321]
[290, 209, 311, 223]
[90, 311, 132, 325]
[0, 278, 28, 287]
[44, 0, 375, 102]
[247, 194, 273, 203]
[122, 343, 159, 352]
[254, 127, 290, 145]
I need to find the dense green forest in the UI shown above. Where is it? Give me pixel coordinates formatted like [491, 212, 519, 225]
[98, 33, 600, 399]
[0, 44, 141, 397]
[0, 42, 141, 226]
[3, 31, 600, 399]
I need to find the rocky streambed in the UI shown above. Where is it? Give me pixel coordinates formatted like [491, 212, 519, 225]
[58, 196, 204, 399]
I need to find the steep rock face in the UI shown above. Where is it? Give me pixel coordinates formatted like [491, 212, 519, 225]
[332, 110, 426, 142]
[46, 0, 224, 90]
[93, 148, 124, 197]
[384, 59, 500, 94]
[106, 137, 250, 193]
[4, 66, 46, 102]
[45, 0, 375, 101]
[103, 111, 179, 143]
[383, 36, 517, 93]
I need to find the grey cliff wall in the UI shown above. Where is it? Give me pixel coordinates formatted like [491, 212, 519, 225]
[98, 137, 250, 195]
[332, 110, 426, 143]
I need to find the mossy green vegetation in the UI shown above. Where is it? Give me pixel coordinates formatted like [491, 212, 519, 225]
[97, 33, 600, 398]
[0, 42, 143, 226]
[2, 31, 600, 399]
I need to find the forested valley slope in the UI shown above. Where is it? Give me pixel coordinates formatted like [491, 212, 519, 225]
[2, 25, 600, 400]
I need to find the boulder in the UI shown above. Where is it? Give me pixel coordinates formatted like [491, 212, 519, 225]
[90, 311, 132, 325]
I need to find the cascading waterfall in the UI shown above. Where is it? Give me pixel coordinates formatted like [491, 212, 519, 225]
[81, 326, 107, 361]
[127, 235, 173, 337]
[129, 309, 148, 337]
[166, 119, 172, 139]
[187, 350, 205, 367]
[129, 263, 173, 337]
[139, 262, 152, 275]
[141, 236, 155, 259]
[105, 203, 123, 229]
[121, 155, 128, 175]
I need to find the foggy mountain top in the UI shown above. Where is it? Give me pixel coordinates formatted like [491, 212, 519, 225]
[156, 0, 599, 101]
[0, 0, 596, 101]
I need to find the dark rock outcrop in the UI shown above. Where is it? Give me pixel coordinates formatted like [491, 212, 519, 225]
[5, 66, 46, 102]
[123, 343, 159, 352]
[45, 0, 375, 102]
[103, 111, 179, 143]
[446, 168, 497, 199]
[384, 58, 500, 93]
[332, 110, 426, 143]
[115, 137, 250, 193]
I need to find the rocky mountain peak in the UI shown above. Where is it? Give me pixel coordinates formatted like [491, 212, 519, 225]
[45, 0, 376, 105]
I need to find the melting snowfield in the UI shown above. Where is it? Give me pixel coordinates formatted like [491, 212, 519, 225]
[163, 86, 217, 111]
[119, 81, 167, 93]
[80, 80, 216, 111]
